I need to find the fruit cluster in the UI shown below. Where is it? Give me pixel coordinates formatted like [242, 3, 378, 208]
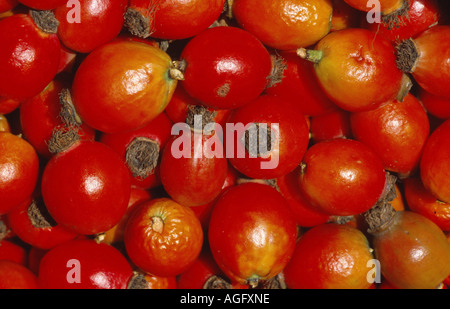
[1, 0, 450, 290]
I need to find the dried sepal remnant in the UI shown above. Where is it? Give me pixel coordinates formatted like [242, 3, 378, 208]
[47, 126, 81, 154]
[29, 10, 59, 34]
[125, 137, 160, 179]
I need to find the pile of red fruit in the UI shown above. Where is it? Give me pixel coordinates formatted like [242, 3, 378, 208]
[1, 0, 450, 290]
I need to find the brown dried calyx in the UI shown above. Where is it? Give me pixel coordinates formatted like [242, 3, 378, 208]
[125, 137, 160, 179]
[363, 172, 398, 234]
[381, 0, 411, 31]
[59, 88, 82, 127]
[28, 199, 57, 229]
[266, 54, 287, 89]
[124, 7, 155, 39]
[395, 38, 419, 73]
[30, 10, 59, 34]
[203, 275, 233, 289]
[127, 271, 150, 289]
[241, 123, 275, 158]
[185, 105, 217, 133]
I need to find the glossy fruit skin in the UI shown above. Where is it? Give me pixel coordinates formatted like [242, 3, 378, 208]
[0, 97, 21, 115]
[72, 40, 179, 134]
[55, 0, 128, 53]
[350, 93, 430, 177]
[0, 0, 18, 13]
[419, 87, 450, 119]
[128, 0, 226, 40]
[0, 114, 10, 132]
[370, 211, 450, 289]
[311, 28, 403, 112]
[0, 260, 39, 289]
[0, 240, 27, 265]
[38, 239, 134, 289]
[420, 119, 450, 204]
[265, 51, 337, 117]
[180, 26, 272, 110]
[160, 129, 228, 207]
[310, 108, 352, 143]
[233, 0, 333, 50]
[344, 0, 403, 13]
[410, 26, 450, 100]
[124, 198, 203, 277]
[20, 80, 96, 159]
[41, 140, 131, 235]
[143, 274, 178, 289]
[299, 138, 386, 216]
[208, 183, 297, 286]
[404, 177, 450, 232]
[226, 94, 310, 179]
[18, 0, 66, 10]
[6, 198, 78, 250]
[0, 132, 39, 215]
[283, 223, 375, 289]
[364, 0, 440, 42]
[275, 166, 331, 227]
[100, 112, 173, 190]
[0, 14, 61, 101]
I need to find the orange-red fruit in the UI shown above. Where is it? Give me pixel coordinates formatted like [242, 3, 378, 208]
[370, 211, 450, 289]
[0, 133, 39, 215]
[208, 183, 297, 287]
[0, 260, 39, 289]
[350, 93, 430, 177]
[124, 198, 203, 277]
[232, 0, 333, 50]
[299, 138, 386, 216]
[420, 119, 450, 204]
[304, 28, 404, 112]
[72, 40, 179, 134]
[283, 223, 375, 289]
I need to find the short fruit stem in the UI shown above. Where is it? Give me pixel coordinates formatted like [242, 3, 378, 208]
[296, 48, 323, 64]
[151, 216, 164, 234]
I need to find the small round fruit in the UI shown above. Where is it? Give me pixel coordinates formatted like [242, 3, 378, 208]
[124, 198, 203, 277]
[0, 260, 39, 289]
[232, 0, 333, 50]
[299, 138, 386, 216]
[283, 223, 375, 289]
[208, 183, 297, 287]
[179, 26, 272, 110]
[72, 40, 181, 134]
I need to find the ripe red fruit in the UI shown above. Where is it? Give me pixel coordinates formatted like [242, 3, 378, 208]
[0, 132, 39, 215]
[364, 204, 450, 289]
[179, 26, 272, 110]
[72, 39, 181, 134]
[0, 0, 18, 13]
[41, 140, 131, 235]
[232, 0, 333, 50]
[298, 28, 405, 112]
[363, 0, 440, 42]
[226, 94, 310, 179]
[283, 223, 375, 289]
[6, 197, 78, 250]
[0, 13, 61, 101]
[125, 0, 226, 40]
[20, 81, 95, 159]
[160, 128, 228, 207]
[38, 239, 134, 289]
[419, 87, 450, 119]
[350, 93, 430, 177]
[0, 239, 27, 265]
[100, 112, 173, 190]
[396, 26, 450, 100]
[404, 177, 450, 232]
[310, 108, 352, 143]
[208, 183, 297, 287]
[298, 138, 386, 216]
[54, 0, 128, 53]
[265, 51, 337, 117]
[0, 260, 39, 289]
[124, 198, 203, 277]
[420, 119, 450, 204]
